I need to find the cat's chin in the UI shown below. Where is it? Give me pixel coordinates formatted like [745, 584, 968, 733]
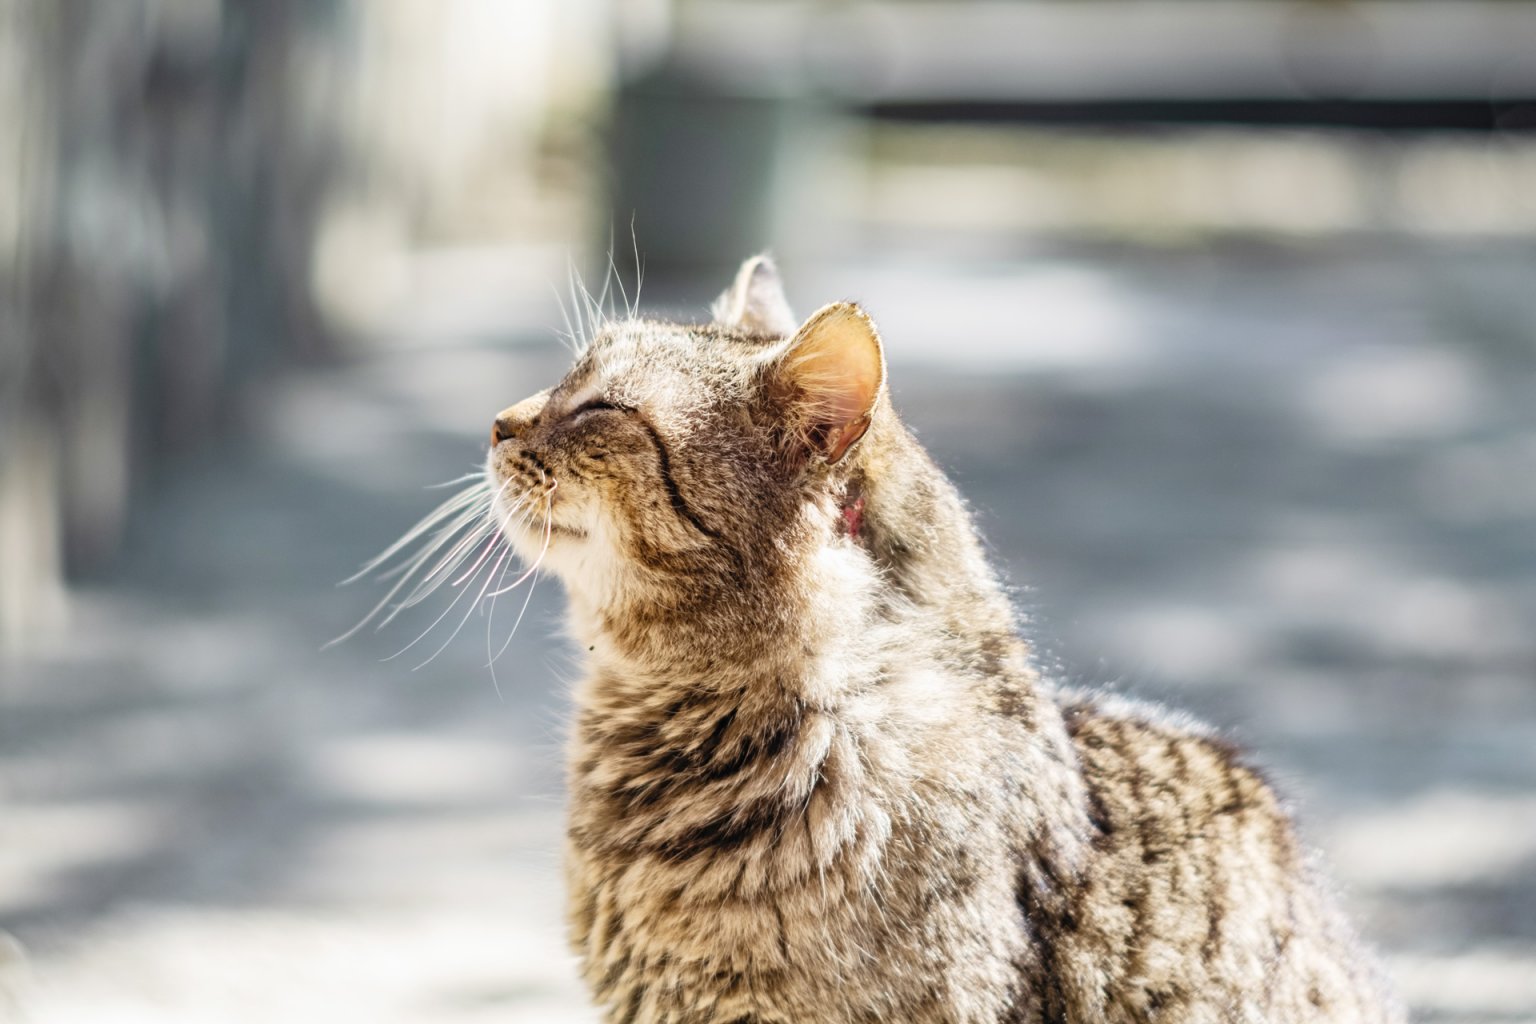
[496, 516, 572, 558]
[494, 502, 594, 580]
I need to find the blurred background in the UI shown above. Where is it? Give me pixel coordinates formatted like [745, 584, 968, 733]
[2, 1, 1535, 1020]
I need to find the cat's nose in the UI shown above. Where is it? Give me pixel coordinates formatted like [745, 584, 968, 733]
[490, 390, 551, 447]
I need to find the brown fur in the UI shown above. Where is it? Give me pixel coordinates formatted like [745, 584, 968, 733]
[482, 257, 1403, 1023]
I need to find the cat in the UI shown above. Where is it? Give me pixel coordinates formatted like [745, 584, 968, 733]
[466, 256, 1404, 1023]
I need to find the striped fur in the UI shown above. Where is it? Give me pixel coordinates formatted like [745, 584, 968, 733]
[484, 258, 1403, 1023]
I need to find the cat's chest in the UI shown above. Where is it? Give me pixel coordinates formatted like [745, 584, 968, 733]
[567, 831, 1030, 1024]
[568, 845, 909, 1022]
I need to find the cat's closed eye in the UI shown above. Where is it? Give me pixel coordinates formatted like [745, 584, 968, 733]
[566, 399, 629, 423]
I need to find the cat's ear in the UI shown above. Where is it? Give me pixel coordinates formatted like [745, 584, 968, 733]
[712, 254, 797, 338]
[775, 302, 886, 464]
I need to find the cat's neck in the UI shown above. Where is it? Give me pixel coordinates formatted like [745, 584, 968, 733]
[568, 417, 1026, 709]
[569, 533, 882, 706]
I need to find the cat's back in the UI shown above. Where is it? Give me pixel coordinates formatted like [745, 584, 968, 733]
[1033, 694, 1403, 1024]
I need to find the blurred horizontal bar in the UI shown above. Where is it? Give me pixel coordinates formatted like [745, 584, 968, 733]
[867, 99, 1536, 132]
[672, 1, 1536, 106]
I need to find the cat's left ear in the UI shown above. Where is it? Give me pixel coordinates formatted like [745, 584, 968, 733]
[712, 254, 798, 338]
[775, 302, 886, 464]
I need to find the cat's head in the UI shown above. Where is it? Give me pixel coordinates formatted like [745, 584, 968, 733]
[485, 256, 887, 607]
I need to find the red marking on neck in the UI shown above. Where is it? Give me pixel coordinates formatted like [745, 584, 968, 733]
[842, 496, 866, 538]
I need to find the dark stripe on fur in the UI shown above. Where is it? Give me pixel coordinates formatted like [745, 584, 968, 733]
[631, 415, 727, 543]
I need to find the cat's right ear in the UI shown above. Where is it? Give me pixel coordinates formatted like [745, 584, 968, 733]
[711, 254, 797, 338]
[774, 302, 886, 465]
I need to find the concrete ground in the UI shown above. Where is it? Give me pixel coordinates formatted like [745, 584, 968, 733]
[3, 243, 1534, 1022]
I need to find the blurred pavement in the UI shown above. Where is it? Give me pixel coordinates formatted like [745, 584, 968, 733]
[4, 245, 1535, 1023]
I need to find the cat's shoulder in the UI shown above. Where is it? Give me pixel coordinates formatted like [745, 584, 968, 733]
[1054, 687, 1293, 823]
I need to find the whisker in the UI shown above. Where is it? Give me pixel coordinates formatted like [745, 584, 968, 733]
[388, 469, 550, 665]
[381, 487, 521, 659]
[572, 260, 609, 343]
[382, 539, 505, 664]
[568, 259, 597, 351]
[342, 481, 491, 584]
[440, 495, 538, 597]
[485, 487, 550, 673]
[390, 483, 522, 610]
[486, 482, 556, 597]
[481, 482, 549, 687]
[345, 521, 488, 641]
[492, 567, 540, 666]
[369, 496, 497, 583]
[447, 485, 531, 589]
[551, 269, 586, 356]
[593, 230, 616, 323]
[337, 451, 561, 669]
[425, 472, 486, 490]
[628, 217, 644, 320]
[327, 504, 493, 648]
[389, 524, 494, 612]
[449, 531, 506, 588]
[389, 501, 501, 597]
[325, 475, 510, 649]
[408, 520, 521, 670]
[484, 539, 522, 701]
[606, 245, 631, 323]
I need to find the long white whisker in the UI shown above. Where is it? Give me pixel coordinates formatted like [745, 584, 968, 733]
[568, 259, 593, 349]
[381, 485, 520, 661]
[341, 482, 490, 584]
[606, 246, 631, 323]
[486, 486, 547, 673]
[408, 478, 512, 573]
[574, 261, 607, 341]
[629, 217, 643, 319]
[390, 484, 520, 610]
[389, 472, 545, 665]
[448, 494, 532, 588]
[382, 539, 503, 663]
[409, 522, 519, 670]
[450, 531, 507, 588]
[392, 534, 491, 611]
[389, 516, 498, 607]
[481, 476, 550, 696]
[348, 485, 490, 580]
[550, 277, 583, 356]
[492, 568, 540, 666]
[598, 232, 622, 324]
[358, 481, 516, 637]
[484, 541, 521, 701]
[486, 483, 556, 597]
[592, 230, 614, 323]
[369, 497, 496, 584]
[326, 493, 496, 648]
[370, 535, 491, 633]
[426, 472, 487, 490]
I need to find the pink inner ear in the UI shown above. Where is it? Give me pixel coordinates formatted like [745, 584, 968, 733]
[817, 358, 880, 425]
[788, 305, 884, 444]
[825, 415, 872, 465]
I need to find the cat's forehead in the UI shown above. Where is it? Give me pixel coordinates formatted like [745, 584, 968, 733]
[562, 319, 766, 405]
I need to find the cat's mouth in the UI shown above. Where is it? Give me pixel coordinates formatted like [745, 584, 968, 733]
[486, 476, 587, 548]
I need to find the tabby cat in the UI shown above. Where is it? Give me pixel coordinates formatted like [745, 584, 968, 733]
[475, 257, 1402, 1023]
